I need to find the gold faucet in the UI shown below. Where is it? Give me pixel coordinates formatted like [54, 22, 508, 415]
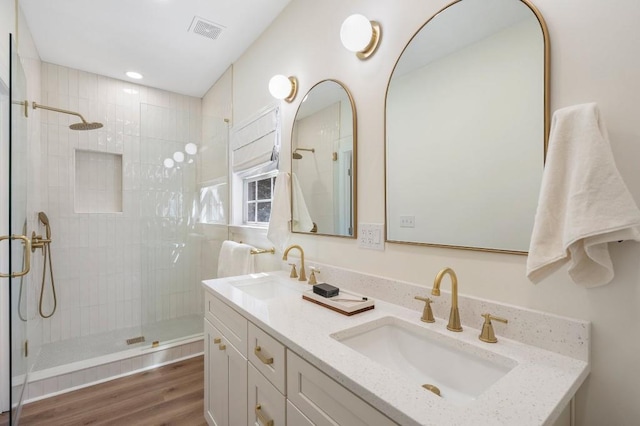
[283, 245, 306, 282]
[479, 313, 508, 343]
[431, 267, 462, 332]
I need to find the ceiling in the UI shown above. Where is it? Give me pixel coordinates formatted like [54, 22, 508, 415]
[20, 0, 293, 98]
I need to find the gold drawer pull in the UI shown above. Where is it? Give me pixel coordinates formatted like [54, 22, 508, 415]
[218, 344, 226, 350]
[254, 346, 273, 365]
[213, 338, 221, 344]
[255, 404, 274, 426]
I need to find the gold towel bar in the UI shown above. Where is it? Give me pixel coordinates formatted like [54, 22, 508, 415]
[250, 247, 276, 255]
[238, 241, 275, 255]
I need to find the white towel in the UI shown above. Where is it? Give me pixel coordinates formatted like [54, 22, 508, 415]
[267, 172, 292, 252]
[267, 172, 315, 251]
[527, 103, 640, 287]
[291, 173, 314, 233]
[217, 240, 256, 278]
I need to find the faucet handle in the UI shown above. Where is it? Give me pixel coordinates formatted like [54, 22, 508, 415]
[308, 267, 320, 285]
[288, 263, 298, 279]
[414, 296, 435, 323]
[479, 313, 508, 343]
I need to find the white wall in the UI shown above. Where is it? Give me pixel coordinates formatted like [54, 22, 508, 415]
[226, 0, 640, 424]
[0, 0, 15, 85]
[199, 67, 232, 280]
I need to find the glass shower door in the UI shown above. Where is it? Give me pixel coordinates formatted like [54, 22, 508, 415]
[139, 103, 204, 349]
[5, 34, 32, 425]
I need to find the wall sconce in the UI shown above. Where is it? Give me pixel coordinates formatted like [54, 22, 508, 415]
[340, 14, 381, 60]
[268, 75, 298, 103]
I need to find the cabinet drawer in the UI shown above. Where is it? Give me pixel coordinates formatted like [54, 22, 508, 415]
[205, 291, 248, 357]
[248, 323, 286, 394]
[287, 350, 397, 426]
[248, 363, 286, 426]
[287, 400, 314, 426]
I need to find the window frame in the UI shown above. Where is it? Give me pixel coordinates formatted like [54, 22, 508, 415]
[243, 171, 278, 226]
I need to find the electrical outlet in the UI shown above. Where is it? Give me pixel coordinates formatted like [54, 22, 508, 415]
[358, 223, 385, 250]
[400, 215, 415, 228]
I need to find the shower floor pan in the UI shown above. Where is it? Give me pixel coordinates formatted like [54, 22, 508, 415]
[33, 315, 203, 372]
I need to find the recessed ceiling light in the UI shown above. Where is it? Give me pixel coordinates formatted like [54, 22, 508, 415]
[126, 71, 143, 79]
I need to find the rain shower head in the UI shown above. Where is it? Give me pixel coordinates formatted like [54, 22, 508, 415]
[32, 102, 103, 131]
[70, 121, 103, 131]
[292, 147, 315, 159]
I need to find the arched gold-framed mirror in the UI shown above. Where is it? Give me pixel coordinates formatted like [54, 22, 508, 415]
[385, 0, 549, 254]
[291, 79, 357, 238]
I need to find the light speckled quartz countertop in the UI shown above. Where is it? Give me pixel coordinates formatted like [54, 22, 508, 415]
[202, 271, 589, 426]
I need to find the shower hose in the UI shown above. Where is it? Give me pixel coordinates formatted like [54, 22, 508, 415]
[38, 239, 57, 318]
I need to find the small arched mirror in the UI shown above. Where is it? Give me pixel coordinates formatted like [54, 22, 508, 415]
[385, 0, 549, 254]
[291, 80, 357, 238]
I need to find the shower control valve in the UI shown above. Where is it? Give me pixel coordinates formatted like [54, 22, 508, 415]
[30, 232, 51, 253]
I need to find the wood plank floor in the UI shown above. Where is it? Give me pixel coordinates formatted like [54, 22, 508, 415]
[0, 356, 206, 426]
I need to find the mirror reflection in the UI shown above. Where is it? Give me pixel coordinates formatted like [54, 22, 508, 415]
[386, 0, 548, 253]
[291, 80, 356, 237]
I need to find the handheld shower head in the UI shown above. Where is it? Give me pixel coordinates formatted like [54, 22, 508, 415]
[38, 211, 51, 239]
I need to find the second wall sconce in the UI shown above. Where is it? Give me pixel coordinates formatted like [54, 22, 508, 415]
[269, 75, 298, 103]
[340, 14, 381, 60]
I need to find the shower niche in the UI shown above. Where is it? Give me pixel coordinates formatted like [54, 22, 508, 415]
[74, 150, 123, 213]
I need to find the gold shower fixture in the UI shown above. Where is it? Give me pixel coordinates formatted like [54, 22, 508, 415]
[32, 101, 103, 130]
[292, 147, 315, 159]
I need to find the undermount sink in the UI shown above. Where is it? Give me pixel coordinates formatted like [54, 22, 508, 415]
[331, 316, 516, 404]
[227, 273, 302, 301]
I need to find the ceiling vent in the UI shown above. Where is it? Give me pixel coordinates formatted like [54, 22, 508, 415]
[189, 16, 225, 41]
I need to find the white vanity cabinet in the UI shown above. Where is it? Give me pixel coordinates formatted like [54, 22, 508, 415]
[204, 292, 248, 426]
[204, 289, 397, 426]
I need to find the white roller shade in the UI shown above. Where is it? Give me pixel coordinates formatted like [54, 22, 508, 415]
[232, 106, 280, 175]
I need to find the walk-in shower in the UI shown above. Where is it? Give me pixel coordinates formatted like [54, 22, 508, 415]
[9, 64, 208, 406]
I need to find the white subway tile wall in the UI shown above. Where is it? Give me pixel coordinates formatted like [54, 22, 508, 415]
[39, 62, 203, 345]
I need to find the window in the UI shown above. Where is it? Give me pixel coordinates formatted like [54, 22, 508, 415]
[244, 172, 277, 225]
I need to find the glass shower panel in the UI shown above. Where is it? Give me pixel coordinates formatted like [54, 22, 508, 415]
[139, 104, 204, 347]
[8, 34, 33, 425]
